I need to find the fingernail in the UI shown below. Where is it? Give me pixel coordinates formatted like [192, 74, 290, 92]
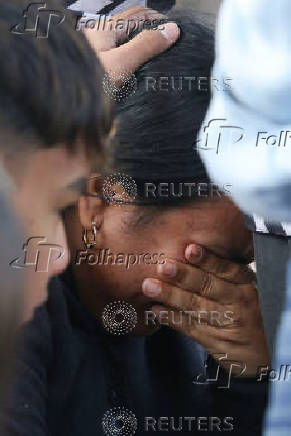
[142, 279, 162, 297]
[185, 244, 202, 262]
[157, 260, 177, 278]
[160, 22, 180, 44]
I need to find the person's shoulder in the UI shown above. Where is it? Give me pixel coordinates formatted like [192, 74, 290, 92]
[21, 273, 70, 342]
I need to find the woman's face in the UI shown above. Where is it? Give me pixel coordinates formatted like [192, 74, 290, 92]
[70, 195, 253, 334]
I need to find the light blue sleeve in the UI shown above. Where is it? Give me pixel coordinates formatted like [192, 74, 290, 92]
[198, 0, 291, 222]
[198, 3, 291, 434]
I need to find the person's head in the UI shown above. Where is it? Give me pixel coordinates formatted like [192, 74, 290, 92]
[0, 0, 112, 314]
[66, 11, 253, 334]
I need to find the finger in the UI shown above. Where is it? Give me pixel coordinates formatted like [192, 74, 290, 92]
[185, 244, 256, 285]
[156, 259, 241, 303]
[151, 305, 250, 351]
[84, 7, 166, 51]
[98, 23, 180, 75]
[150, 305, 220, 351]
[142, 278, 231, 325]
[113, 7, 166, 43]
[84, 27, 116, 52]
[115, 6, 163, 20]
[143, 278, 195, 310]
[113, 5, 162, 22]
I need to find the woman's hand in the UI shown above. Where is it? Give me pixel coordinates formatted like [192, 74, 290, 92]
[142, 244, 270, 377]
[83, 6, 180, 78]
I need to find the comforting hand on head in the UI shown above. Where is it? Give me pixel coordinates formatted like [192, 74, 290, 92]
[84, 6, 180, 77]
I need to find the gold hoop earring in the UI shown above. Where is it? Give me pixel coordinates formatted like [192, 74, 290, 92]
[82, 221, 97, 250]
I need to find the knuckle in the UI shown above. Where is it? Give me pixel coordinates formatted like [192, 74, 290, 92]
[162, 284, 172, 305]
[200, 273, 213, 298]
[174, 264, 187, 288]
[189, 292, 199, 311]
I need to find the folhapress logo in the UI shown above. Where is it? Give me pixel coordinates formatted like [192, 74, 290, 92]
[195, 118, 245, 155]
[10, 237, 64, 273]
[11, 2, 65, 38]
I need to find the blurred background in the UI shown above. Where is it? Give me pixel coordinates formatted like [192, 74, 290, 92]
[174, 0, 221, 14]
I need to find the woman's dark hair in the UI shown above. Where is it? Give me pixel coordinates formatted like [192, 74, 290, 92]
[108, 10, 216, 205]
[0, 0, 112, 154]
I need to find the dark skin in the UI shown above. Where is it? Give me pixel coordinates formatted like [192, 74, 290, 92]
[143, 245, 268, 376]
[65, 177, 269, 376]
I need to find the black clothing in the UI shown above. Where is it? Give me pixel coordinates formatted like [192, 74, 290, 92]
[3, 271, 267, 435]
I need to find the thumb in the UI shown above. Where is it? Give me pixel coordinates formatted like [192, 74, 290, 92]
[98, 22, 180, 75]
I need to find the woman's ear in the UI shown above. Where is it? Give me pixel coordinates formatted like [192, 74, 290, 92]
[78, 175, 105, 229]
